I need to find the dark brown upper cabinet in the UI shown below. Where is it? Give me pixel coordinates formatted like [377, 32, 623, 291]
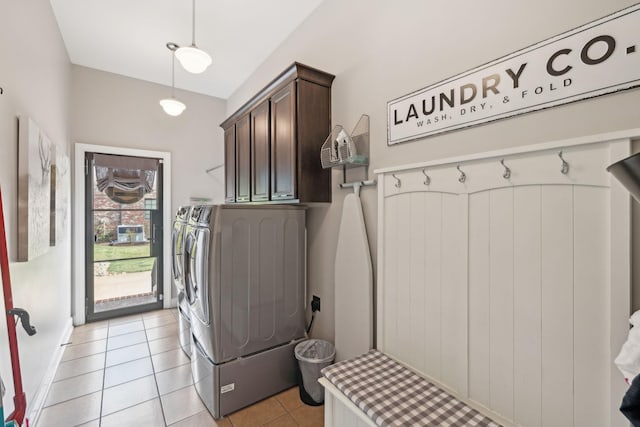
[235, 114, 251, 203]
[270, 82, 296, 201]
[251, 100, 270, 202]
[221, 62, 334, 204]
[223, 125, 236, 203]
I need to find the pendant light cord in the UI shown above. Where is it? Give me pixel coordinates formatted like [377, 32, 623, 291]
[191, 0, 196, 46]
[171, 53, 176, 98]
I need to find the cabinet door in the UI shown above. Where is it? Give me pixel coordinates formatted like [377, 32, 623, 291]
[297, 79, 331, 203]
[223, 125, 236, 202]
[251, 100, 270, 201]
[235, 114, 251, 202]
[270, 82, 297, 200]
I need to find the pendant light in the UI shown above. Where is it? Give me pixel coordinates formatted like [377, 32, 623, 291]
[175, 0, 212, 74]
[159, 43, 186, 117]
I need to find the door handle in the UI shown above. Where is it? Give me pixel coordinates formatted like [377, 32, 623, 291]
[184, 234, 196, 304]
[152, 224, 157, 244]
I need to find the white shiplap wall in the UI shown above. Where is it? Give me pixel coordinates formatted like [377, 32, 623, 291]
[373, 135, 633, 427]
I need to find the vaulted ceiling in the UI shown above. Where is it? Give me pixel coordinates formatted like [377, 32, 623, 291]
[49, 0, 324, 99]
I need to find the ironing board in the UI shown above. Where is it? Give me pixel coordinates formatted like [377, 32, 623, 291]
[334, 193, 373, 362]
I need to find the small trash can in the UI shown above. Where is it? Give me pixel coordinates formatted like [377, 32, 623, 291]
[295, 339, 335, 405]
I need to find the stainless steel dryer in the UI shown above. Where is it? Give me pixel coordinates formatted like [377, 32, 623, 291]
[171, 205, 192, 358]
[185, 204, 306, 419]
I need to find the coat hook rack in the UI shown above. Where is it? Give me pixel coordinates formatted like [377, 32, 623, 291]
[457, 165, 466, 183]
[500, 159, 511, 179]
[559, 151, 569, 175]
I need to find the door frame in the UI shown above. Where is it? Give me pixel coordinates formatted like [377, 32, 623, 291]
[73, 143, 172, 325]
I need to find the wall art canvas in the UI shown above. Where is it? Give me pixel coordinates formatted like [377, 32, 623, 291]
[52, 148, 70, 245]
[18, 116, 53, 261]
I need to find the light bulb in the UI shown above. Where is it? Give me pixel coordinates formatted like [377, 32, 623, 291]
[160, 98, 186, 116]
[175, 46, 212, 74]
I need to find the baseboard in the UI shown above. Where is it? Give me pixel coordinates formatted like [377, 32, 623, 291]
[170, 296, 178, 308]
[28, 316, 74, 427]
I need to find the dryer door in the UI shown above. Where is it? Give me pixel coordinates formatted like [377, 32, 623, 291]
[187, 226, 210, 325]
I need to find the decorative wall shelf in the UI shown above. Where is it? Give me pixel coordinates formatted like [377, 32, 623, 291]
[320, 114, 375, 195]
[321, 114, 369, 169]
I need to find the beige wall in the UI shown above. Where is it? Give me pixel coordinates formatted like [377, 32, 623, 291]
[227, 0, 640, 342]
[0, 0, 72, 418]
[71, 66, 228, 210]
[70, 66, 228, 302]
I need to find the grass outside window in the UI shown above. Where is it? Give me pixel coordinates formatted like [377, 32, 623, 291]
[94, 243, 155, 274]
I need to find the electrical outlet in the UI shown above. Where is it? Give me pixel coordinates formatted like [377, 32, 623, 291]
[311, 295, 321, 312]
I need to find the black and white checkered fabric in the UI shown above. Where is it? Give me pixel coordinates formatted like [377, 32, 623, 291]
[321, 349, 502, 427]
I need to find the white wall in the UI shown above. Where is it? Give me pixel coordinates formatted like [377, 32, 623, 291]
[0, 0, 72, 418]
[227, 0, 640, 342]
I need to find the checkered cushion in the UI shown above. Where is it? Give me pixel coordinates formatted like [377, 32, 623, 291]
[321, 349, 502, 427]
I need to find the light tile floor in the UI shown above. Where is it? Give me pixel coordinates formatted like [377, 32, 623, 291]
[38, 309, 324, 427]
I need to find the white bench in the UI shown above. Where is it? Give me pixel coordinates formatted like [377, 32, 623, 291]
[319, 350, 501, 427]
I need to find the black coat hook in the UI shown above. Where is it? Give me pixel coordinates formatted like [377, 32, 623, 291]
[457, 165, 466, 183]
[500, 159, 511, 179]
[392, 173, 401, 188]
[559, 151, 569, 175]
[422, 168, 430, 186]
[0, 87, 4, 95]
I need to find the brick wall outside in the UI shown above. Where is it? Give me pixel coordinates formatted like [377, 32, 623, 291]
[93, 187, 157, 243]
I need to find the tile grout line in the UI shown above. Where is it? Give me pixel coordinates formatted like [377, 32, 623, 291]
[142, 317, 170, 427]
[40, 372, 103, 411]
[100, 393, 160, 423]
[65, 331, 108, 346]
[58, 346, 107, 364]
[41, 325, 105, 421]
[100, 317, 148, 424]
[98, 316, 165, 424]
[102, 365, 155, 391]
[53, 357, 105, 383]
[97, 320, 112, 427]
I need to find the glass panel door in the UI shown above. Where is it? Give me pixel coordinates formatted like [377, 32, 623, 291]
[85, 152, 163, 321]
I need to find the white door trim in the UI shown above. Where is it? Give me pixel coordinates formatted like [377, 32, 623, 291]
[73, 143, 172, 325]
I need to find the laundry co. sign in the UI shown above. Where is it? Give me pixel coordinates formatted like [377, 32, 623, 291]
[387, 4, 640, 145]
